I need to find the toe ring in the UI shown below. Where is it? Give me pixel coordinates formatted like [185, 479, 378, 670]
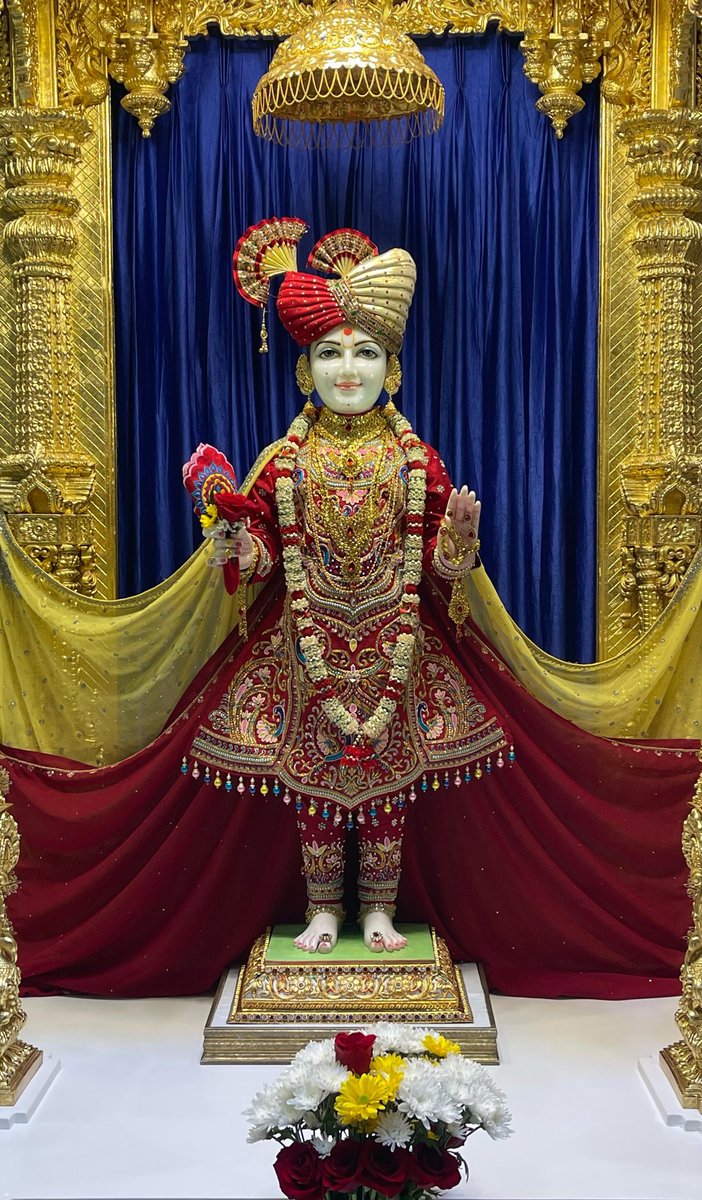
[318, 932, 333, 946]
[370, 930, 384, 944]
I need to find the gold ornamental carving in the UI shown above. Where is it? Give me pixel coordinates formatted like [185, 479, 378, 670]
[660, 766, 702, 1114]
[251, 0, 445, 145]
[617, 108, 702, 633]
[56, 0, 111, 109]
[0, 767, 43, 1106]
[96, 0, 189, 136]
[600, 0, 651, 109]
[0, 3, 12, 107]
[0, 106, 98, 595]
[522, 0, 610, 137]
[50, 1, 653, 139]
[231, 927, 474, 1024]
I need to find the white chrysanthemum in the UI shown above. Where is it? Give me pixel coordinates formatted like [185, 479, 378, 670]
[437, 1057, 512, 1140]
[435, 1054, 486, 1094]
[397, 1058, 462, 1127]
[291, 1036, 340, 1075]
[374, 1110, 413, 1149]
[361, 1022, 432, 1056]
[466, 1082, 512, 1140]
[290, 1038, 337, 1069]
[312, 1135, 337, 1158]
[286, 1058, 350, 1115]
[244, 1077, 301, 1141]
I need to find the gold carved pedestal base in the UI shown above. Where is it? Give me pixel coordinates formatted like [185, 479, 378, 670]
[0, 1040, 43, 1106]
[203, 925, 498, 1065]
[660, 1042, 702, 1113]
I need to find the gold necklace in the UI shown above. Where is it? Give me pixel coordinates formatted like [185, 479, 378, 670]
[306, 410, 398, 585]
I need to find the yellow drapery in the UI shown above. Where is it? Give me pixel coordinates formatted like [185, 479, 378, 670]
[464, 550, 702, 740]
[2, 457, 700, 765]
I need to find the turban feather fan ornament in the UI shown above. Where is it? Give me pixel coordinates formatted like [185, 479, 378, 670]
[233, 217, 416, 353]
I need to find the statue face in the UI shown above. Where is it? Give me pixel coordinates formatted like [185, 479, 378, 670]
[309, 325, 387, 414]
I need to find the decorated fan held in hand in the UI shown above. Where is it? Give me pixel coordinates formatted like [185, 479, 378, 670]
[182, 443, 257, 595]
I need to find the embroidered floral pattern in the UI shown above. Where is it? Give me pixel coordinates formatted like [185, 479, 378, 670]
[188, 406, 509, 806]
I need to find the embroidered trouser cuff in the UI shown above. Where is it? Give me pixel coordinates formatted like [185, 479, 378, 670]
[357, 820, 404, 920]
[297, 803, 405, 925]
[298, 819, 345, 924]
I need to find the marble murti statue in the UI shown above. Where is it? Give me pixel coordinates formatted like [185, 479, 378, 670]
[185, 219, 512, 954]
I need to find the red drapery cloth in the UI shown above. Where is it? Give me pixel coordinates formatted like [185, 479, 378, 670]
[3, 582, 698, 1001]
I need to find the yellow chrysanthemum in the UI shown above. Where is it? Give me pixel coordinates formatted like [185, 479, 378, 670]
[423, 1033, 461, 1058]
[335, 1072, 392, 1126]
[200, 504, 219, 530]
[370, 1053, 406, 1098]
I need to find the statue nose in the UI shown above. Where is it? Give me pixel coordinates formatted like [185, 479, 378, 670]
[339, 350, 359, 379]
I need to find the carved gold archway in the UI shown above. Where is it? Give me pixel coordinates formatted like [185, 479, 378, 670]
[0, 0, 701, 1113]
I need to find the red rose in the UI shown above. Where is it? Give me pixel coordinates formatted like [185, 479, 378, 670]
[361, 1144, 411, 1196]
[334, 1031, 376, 1074]
[321, 1139, 365, 1190]
[273, 1143, 325, 1200]
[214, 491, 256, 525]
[409, 1144, 463, 1190]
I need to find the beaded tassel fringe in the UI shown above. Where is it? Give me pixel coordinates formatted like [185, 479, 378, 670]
[179, 744, 516, 822]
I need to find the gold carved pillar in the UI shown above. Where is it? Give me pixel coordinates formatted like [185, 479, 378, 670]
[661, 767, 702, 1114]
[616, 108, 702, 633]
[0, 105, 97, 593]
[0, 766, 42, 1106]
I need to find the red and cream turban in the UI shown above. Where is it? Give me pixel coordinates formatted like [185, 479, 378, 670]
[233, 217, 416, 354]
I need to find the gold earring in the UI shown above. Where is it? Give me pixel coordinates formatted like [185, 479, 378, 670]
[295, 353, 314, 398]
[384, 354, 402, 397]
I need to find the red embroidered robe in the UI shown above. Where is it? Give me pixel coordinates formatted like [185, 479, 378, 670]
[188, 405, 509, 808]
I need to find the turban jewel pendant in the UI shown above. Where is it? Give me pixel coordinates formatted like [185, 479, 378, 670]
[234, 218, 416, 355]
[232, 216, 309, 351]
[252, 0, 444, 148]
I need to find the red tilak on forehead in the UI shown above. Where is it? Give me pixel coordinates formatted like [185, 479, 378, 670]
[343, 327, 353, 335]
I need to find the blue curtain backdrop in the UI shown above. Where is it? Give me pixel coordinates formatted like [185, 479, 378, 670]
[111, 28, 599, 661]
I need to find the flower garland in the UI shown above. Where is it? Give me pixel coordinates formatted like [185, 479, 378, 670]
[274, 401, 427, 758]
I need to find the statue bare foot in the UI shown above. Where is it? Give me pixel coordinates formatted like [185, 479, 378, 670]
[362, 913, 408, 953]
[294, 911, 338, 953]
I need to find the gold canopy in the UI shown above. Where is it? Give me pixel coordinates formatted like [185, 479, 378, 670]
[252, 0, 445, 146]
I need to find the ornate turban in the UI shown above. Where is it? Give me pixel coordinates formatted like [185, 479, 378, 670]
[233, 217, 416, 354]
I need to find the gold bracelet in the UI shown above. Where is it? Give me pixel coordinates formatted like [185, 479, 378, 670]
[438, 519, 480, 566]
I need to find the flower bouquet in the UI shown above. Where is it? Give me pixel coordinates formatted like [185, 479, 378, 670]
[245, 1023, 511, 1200]
[182, 443, 257, 594]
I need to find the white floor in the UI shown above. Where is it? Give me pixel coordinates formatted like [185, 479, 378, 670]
[3, 993, 701, 1199]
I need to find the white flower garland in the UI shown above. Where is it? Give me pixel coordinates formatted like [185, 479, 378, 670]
[274, 401, 427, 752]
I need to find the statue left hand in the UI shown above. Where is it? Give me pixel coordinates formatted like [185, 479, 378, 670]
[441, 486, 481, 563]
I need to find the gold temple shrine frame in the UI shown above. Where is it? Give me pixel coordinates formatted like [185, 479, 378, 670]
[0, 0, 701, 649]
[0, 0, 701, 1113]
